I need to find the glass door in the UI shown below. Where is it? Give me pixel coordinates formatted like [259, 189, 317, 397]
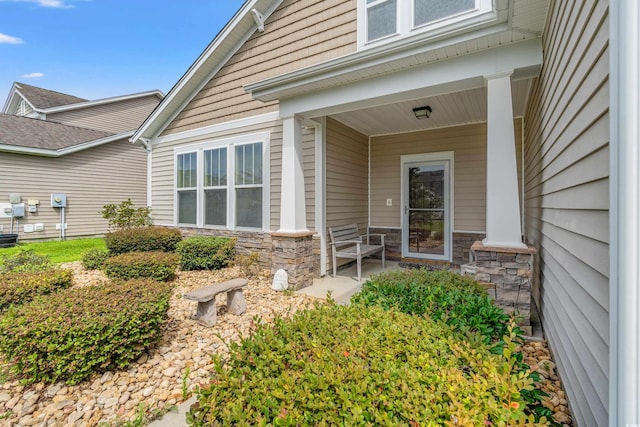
[402, 159, 450, 260]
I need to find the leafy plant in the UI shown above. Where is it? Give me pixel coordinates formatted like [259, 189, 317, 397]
[81, 248, 109, 270]
[0, 279, 173, 385]
[0, 249, 51, 273]
[100, 199, 152, 231]
[176, 237, 236, 271]
[105, 227, 183, 255]
[102, 251, 179, 282]
[351, 268, 510, 343]
[235, 252, 261, 278]
[182, 366, 191, 400]
[0, 269, 73, 311]
[188, 303, 547, 426]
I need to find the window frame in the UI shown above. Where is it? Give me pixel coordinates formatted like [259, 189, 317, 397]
[357, 0, 494, 49]
[173, 132, 270, 231]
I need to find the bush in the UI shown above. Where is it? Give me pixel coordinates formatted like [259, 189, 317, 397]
[0, 269, 73, 311]
[100, 199, 152, 231]
[0, 249, 52, 273]
[0, 279, 173, 385]
[105, 227, 183, 255]
[351, 269, 510, 344]
[187, 303, 547, 426]
[176, 237, 236, 271]
[81, 248, 109, 270]
[102, 251, 179, 281]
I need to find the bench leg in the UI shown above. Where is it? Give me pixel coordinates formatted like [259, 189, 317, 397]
[357, 256, 362, 282]
[194, 300, 217, 327]
[227, 289, 247, 315]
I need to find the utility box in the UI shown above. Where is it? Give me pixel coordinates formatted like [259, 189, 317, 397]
[10, 204, 25, 218]
[8, 193, 21, 204]
[51, 194, 67, 208]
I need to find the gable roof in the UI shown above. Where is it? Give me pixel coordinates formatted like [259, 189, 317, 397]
[12, 82, 87, 110]
[0, 113, 122, 156]
[131, 0, 282, 142]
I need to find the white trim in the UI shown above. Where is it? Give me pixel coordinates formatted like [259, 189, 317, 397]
[313, 118, 327, 275]
[155, 112, 279, 145]
[41, 90, 164, 114]
[357, 0, 495, 49]
[453, 230, 485, 234]
[400, 151, 454, 261]
[610, 1, 640, 425]
[0, 131, 134, 157]
[173, 132, 271, 232]
[147, 149, 153, 208]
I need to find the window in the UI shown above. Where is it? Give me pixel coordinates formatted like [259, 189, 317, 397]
[175, 134, 269, 230]
[358, 0, 493, 47]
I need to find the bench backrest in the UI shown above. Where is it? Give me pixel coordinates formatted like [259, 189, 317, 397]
[329, 224, 362, 249]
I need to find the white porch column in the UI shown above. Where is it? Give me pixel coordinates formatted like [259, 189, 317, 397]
[483, 72, 526, 248]
[279, 115, 308, 233]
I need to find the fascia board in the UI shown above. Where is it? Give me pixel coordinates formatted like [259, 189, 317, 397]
[2, 88, 39, 114]
[42, 90, 164, 114]
[0, 131, 134, 157]
[131, 0, 283, 144]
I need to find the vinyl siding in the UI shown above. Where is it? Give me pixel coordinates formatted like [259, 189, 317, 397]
[47, 96, 161, 133]
[0, 140, 147, 241]
[370, 120, 523, 232]
[523, 1, 609, 426]
[325, 117, 368, 269]
[163, 0, 356, 135]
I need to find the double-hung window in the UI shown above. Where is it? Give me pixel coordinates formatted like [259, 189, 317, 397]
[359, 0, 493, 47]
[175, 134, 268, 230]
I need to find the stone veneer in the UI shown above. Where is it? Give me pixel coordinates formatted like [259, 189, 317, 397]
[270, 232, 315, 290]
[461, 241, 537, 335]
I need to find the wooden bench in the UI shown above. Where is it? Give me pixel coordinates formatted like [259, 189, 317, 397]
[183, 278, 248, 327]
[329, 224, 385, 281]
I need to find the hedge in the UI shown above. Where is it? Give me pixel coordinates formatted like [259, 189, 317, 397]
[105, 226, 182, 255]
[102, 251, 179, 281]
[0, 279, 173, 385]
[0, 269, 73, 311]
[176, 237, 236, 271]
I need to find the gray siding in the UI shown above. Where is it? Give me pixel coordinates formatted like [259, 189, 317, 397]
[48, 95, 161, 133]
[523, 1, 609, 426]
[0, 140, 147, 241]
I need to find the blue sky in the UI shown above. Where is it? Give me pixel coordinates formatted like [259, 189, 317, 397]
[0, 0, 246, 101]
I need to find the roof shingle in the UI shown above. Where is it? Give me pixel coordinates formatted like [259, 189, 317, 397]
[15, 82, 88, 110]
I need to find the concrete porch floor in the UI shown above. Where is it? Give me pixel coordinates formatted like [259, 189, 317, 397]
[296, 260, 401, 304]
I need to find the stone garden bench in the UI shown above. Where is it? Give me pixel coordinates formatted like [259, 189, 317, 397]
[183, 278, 248, 327]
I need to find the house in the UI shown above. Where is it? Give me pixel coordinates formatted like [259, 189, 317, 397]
[0, 82, 163, 241]
[131, 1, 639, 425]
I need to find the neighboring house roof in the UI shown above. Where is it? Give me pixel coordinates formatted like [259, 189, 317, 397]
[0, 113, 132, 156]
[132, 0, 282, 142]
[12, 81, 87, 110]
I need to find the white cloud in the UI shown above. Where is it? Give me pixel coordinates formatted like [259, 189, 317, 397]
[0, 33, 23, 44]
[21, 72, 44, 79]
[0, 0, 74, 8]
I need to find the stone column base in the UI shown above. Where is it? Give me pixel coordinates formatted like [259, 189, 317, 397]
[461, 241, 537, 336]
[271, 231, 315, 291]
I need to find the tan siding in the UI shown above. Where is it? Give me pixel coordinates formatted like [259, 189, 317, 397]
[48, 96, 161, 133]
[523, 1, 609, 426]
[302, 128, 316, 232]
[325, 117, 368, 269]
[370, 120, 523, 232]
[150, 121, 285, 231]
[163, 0, 357, 135]
[0, 141, 147, 241]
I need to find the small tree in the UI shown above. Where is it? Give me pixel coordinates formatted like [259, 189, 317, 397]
[100, 199, 152, 231]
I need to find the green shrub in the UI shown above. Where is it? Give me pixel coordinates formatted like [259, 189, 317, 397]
[0, 249, 52, 273]
[105, 227, 182, 255]
[176, 237, 236, 271]
[0, 279, 173, 385]
[100, 198, 152, 231]
[0, 269, 73, 311]
[102, 251, 178, 281]
[81, 248, 109, 270]
[351, 269, 510, 344]
[187, 303, 547, 426]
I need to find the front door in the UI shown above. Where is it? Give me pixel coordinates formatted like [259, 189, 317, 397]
[402, 154, 451, 261]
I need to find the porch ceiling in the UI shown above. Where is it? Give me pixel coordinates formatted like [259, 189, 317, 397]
[328, 78, 532, 137]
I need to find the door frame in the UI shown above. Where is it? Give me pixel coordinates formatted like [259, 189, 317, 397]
[400, 151, 454, 261]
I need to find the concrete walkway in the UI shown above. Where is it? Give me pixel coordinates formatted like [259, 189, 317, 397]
[149, 259, 396, 426]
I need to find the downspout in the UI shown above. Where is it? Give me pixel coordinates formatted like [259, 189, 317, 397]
[139, 138, 153, 208]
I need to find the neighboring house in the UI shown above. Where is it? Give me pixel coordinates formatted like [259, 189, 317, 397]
[0, 82, 163, 241]
[131, 1, 639, 425]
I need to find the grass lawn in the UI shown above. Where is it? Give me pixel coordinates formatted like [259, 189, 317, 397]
[0, 238, 105, 264]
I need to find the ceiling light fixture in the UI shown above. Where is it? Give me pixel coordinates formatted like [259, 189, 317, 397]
[412, 105, 432, 119]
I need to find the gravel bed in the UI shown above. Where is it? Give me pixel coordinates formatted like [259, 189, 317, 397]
[0, 263, 572, 426]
